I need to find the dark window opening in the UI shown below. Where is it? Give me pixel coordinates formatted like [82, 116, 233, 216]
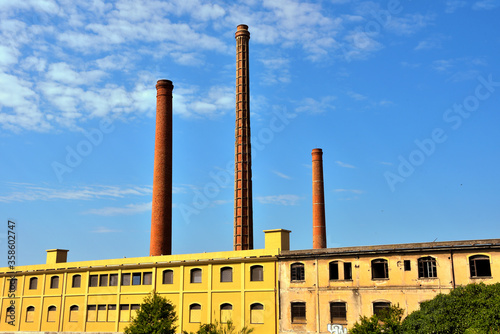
[330, 302, 347, 323]
[163, 270, 174, 284]
[291, 302, 306, 323]
[344, 262, 352, 280]
[371, 259, 389, 279]
[191, 269, 202, 283]
[109, 274, 118, 286]
[291, 263, 305, 281]
[250, 265, 263, 281]
[329, 261, 339, 280]
[404, 260, 411, 271]
[121, 273, 131, 286]
[72, 275, 81, 288]
[373, 302, 391, 318]
[132, 273, 141, 285]
[50, 276, 59, 289]
[143, 272, 152, 285]
[221, 267, 233, 282]
[89, 275, 98, 287]
[470, 255, 492, 278]
[99, 275, 108, 287]
[418, 257, 437, 278]
[29, 277, 38, 290]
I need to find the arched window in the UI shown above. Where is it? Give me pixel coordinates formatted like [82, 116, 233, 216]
[191, 268, 202, 283]
[290, 263, 305, 281]
[29, 277, 38, 290]
[220, 303, 233, 323]
[163, 270, 174, 284]
[72, 275, 81, 288]
[330, 302, 347, 323]
[47, 306, 57, 322]
[69, 305, 79, 322]
[373, 302, 391, 317]
[250, 265, 263, 281]
[50, 276, 59, 289]
[291, 302, 306, 323]
[371, 259, 389, 279]
[250, 303, 264, 324]
[418, 256, 437, 278]
[470, 255, 492, 277]
[189, 304, 201, 323]
[26, 306, 35, 322]
[220, 267, 233, 282]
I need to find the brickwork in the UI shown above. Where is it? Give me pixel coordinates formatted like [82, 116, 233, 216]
[312, 148, 327, 249]
[150, 79, 174, 256]
[234, 25, 254, 251]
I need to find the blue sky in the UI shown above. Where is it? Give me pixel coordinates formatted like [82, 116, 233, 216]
[1, 0, 499, 266]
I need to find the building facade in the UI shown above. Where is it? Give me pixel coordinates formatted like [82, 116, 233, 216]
[277, 239, 500, 334]
[0, 230, 290, 334]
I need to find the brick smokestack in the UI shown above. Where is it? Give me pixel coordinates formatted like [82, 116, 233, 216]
[150, 79, 174, 256]
[312, 148, 327, 249]
[234, 24, 253, 250]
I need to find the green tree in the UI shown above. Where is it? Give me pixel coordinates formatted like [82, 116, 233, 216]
[402, 283, 500, 334]
[124, 291, 177, 334]
[350, 305, 404, 334]
[183, 319, 253, 334]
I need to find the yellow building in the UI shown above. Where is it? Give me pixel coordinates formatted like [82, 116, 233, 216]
[277, 238, 500, 334]
[0, 229, 290, 334]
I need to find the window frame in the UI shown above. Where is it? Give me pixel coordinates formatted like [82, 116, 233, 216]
[371, 259, 389, 280]
[47, 305, 57, 322]
[418, 256, 437, 278]
[25, 306, 35, 323]
[50, 276, 59, 289]
[250, 265, 263, 282]
[469, 255, 492, 278]
[163, 269, 174, 284]
[329, 261, 339, 280]
[69, 305, 79, 322]
[290, 263, 305, 282]
[72, 275, 81, 288]
[191, 268, 202, 284]
[291, 302, 306, 323]
[220, 267, 233, 283]
[330, 302, 347, 324]
[250, 303, 264, 324]
[373, 301, 391, 317]
[29, 277, 38, 290]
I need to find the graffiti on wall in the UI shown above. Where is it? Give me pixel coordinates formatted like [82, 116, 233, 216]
[327, 323, 347, 334]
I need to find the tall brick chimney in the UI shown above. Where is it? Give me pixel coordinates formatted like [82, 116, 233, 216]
[234, 24, 253, 250]
[312, 148, 327, 249]
[150, 79, 174, 256]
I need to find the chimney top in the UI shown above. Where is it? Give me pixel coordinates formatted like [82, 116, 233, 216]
[235, 24, 250, 39]
[156, 80, 173, 89]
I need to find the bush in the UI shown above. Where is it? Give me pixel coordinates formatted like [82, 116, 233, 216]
[124, 292, 177, 334]
[350, 305, 404, 334]
[183, 319, 253, 334]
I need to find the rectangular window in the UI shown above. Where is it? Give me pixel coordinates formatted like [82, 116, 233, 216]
[119, 305, 130, 322]
[132, 273, 141, 285]
[143, 272, 152, 285]
[291, 302, 306, 323]
[221, 268, 233, 282]
[344, 262, 352, 280]
[404, 260, 411, 271]
[329, 262, 339, 280]
[87, 305, 97, 322]
[99, 275, 108, 287]
[372, 259, 389, 279]
[89, 275, 98, 287]
[131, 304, 140, 319]
[191, 269, 202, 283]
[109, 274, 118, 286]
[8, 278, 17, 292]
[291, 264, 305, 281]
[330, 302, 347, 323]
[250, 266, 263, 281]
[163, 270, 173, 284]
[97, 305, 107, 322]
[122, 273, 131, 286]
[108, 305, 117, 322]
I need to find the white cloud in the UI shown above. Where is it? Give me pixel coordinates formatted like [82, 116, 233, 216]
[386, 13, 435, 36]
[415, 34, 448, 51]
[334, 189, 364, 194]
[295, 96, 336, 114]
[259, 57, 291, 85]
[0, 184, 152, 203]
[347, 91, 367, 101]
[174, 85, 234, 119]
[256, 194, 301, 206]
[91, 226, 123, 233]
[445, 0, 467, 13]
[273, 171, 291, 179]
[83, 202, 152, 216]
[336, 161, 356, 168]
[473, 0, 500, 10]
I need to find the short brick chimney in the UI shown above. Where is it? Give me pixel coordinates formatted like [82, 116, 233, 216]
[312, 148, 327, 249]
